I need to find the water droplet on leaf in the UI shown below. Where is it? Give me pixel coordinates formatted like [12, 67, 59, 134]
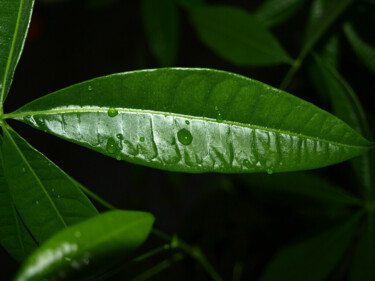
[87, 85, 93, 92]
[140, 137, 145, 142]
[107, 108, 118, 117]
[116, 134, 124, 140]
[35, 200, 39, 205]
[185, 120, 190, 125]
[266, 169, 273, 175]
[243, 159, 251, 169]
[177, 129, 193, 145]
[106, 138, 118, 154]
[216, 112, 223, 122]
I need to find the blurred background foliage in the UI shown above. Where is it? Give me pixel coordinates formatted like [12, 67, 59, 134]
[2, 0, 375, 280]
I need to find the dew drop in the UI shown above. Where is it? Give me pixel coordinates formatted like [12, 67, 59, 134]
[106, 138, 118, 154]
[140, 137, 145, 142]
[266, 169, 273, 175]
[243, 159, 251, 169]
[107, 108, 118, 117]
[35, 200, 39, 205]
[215, 106, 219, 111]
[177, 129, 193, 145]
[21, 167, 26, 173]
[51, 188, 55, 192]
[116, 155, 121, 161]
[185, 120, 190, 125]
[216, 112, 223, 122]
[124, 140, 130, 145]
[87, 85, 93, 92]
[116, 134, 124, 140]
[57, 194, 61, 198]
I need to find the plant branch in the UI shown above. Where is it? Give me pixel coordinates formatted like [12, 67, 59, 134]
[279, 57, 302, 90]
[81, 187, 224, 281]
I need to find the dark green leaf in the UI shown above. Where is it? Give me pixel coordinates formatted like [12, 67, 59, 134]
[343, 21, 375, 76]
[189, 5, 293, 66]
[0, 0, 34, 106]
[0, 137, 37, 262]
[301, 0, 354, 59]
[6, 69, 373, 174]
[259, 212, 363, 281]
[255, 0, 308, 27]
[1, 126, 98, 243]
[237, 172, 361, 207]
[349, 214, 375, 281]
[311, 55, 373, 198]
[142, 0, 178, 66]
[14, 210, 155, 281]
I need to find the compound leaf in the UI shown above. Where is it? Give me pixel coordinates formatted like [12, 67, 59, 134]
[6, 68, 373, 174]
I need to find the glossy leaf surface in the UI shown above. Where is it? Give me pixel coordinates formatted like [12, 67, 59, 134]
[302, 0, 354, 59]
[343, 21, 375, 76]
[0, 138, 37, 262]
[189, 5, 293, 66]
[259, 212, 363, 281]
[7, 68, 373, 174]
[0, 0, 34, 105]
[142, 0, 178, 66]
[311, 55, 373, 197]
[349, 215, 375, 281]
[255, 0, 308, 27]
[1, 127, 98, 243]
[14, 210, 155, 281]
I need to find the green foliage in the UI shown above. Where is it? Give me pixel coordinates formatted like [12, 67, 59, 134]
[189, 5, 293, 66]
[0, 0, 373, 280]
[14, 210, 154, 281]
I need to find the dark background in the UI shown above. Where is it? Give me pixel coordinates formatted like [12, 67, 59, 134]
[1, 0, 374, 280]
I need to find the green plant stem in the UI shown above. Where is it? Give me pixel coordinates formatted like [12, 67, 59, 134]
[130, 253, 184, 281]
[81, 188, 224, 281]
[279, 57, 302, 90]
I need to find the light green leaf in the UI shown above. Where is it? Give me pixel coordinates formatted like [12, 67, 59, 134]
[5, 68, 373, 174]
[0, 137, 37, 262]
[255, 0, 308, 27]
[1, 126, 98, 244]
[189, 5, 293, 66]
[300, 0, 354, 60]
[14, 210, 155, 281]
[0, 0, 35, 107]
[311, 55, 373, 198]
[142, 0, 178, 66]
[349, 214, 375, 281]
[259, 211, 363, 281]
[237, 172, 361, 207]
[343, 21, 375, 76]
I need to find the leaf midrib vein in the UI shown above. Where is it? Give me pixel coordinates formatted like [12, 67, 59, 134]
[3, 126, 68, 229]
[0, 0, 25, 107]
[4, 108, 370, 150]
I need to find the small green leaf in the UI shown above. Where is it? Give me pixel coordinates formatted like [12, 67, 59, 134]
[0, 0, 35, 106]
[259, 212, 363, 281]
[142, 0, 179, 66]
[0, 137, 37, 262]
[14, 210, 155, 281]
[349, 214, 375, 281]
[6, 68, 373, 174]
[255, 0, 308, 27]
[301, 0, 355, 60]
[343, 21, 375, 76]
[189, 5, 293, 66]
[1, 126, 98, 244]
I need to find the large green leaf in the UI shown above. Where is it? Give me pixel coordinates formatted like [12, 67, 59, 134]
[1, 126, 98, 244]
[343, 21, 375, 76]
[5, 69, 373, 174]
[301, 0, 354, 60]
[142, 0, 178, 67]
[259, 212, 363, 281]
[311, 55, 373, 198]
[349, 214, 375, 281]
[189, 5, 293, 66]
[0, 137, 37, 262]
[0, 0, 34, 106]
[255, 0, 308, 27]
[14, 210, 154, 281]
